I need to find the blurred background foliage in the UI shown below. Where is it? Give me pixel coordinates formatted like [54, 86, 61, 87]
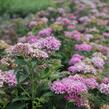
[0, 0, 109, 16]
[0, 0, 57, 44]
[0, 0, 56, 16]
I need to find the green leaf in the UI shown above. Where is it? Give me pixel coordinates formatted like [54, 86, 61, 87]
[16, 71, 28, 83]
[6, 103, 28, 109]
[12, 97, 30, 103]
[42, 92, 53, 97]
[0, 90, 5, 95]
[53, 106, 56, 109]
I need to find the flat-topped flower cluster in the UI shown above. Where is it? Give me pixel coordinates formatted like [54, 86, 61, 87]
[0, 0, 109, 108]
[0, 70, 17, 87]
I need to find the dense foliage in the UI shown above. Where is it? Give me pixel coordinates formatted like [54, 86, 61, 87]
[0, 0, 56, 15]
[0, 0, 109, 109]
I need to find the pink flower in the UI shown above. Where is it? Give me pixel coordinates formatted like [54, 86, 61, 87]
[56, 17, 71, 25]
[57, 8, 65, 15]
[28, 21, 37, 28]
[69, 54, 84, 65]
[63, 18, 71, 25]
[67, 25, 75, 30]
[42, 36, 61, 51]
[68, 62, 86, 73]
[26, 35, 37, 43]
[103, 32, 109, 38]
[5, 70, 17, 86]
[69, 57, 81, 65]
[75, 43, 92, 52]
[38, 28, 52, 37]
[65, 94, 87, 107]
[69, 74, 85, 82]
[12, 43, 49, 58]
[51, 76, 88, 107]
[51, 76, 87, 95]
[85, 78, 98, 89]
[50, 81, 66, 94]
[92, 56, 105, 69]
[68, 61, 96, 74]
[69, 15, 76, 19]
[68, 66, 79, 74]
[65, 81, 87, 94]
[102, 78, 109, 84]
[65, 30, 81, 41]
[12, 43, 31, 56]
[98, 83, 109, 94]
[84, 34, 93, 41]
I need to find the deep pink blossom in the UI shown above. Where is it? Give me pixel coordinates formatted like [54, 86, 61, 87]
[69, 54, 84, 65]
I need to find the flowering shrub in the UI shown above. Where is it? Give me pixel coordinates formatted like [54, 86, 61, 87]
[0, 0, 109, 109]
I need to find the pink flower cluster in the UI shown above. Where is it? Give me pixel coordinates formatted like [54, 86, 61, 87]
[69, 54, 84, 65]
[51, 75, 98, 107]
[31, 36, 61, 51]
[91, 43, 109, 54]
[64, 30, 81, 41]
[11, 43, 49, 59]
[56, 15, 77, 30]
[92, 56, 105, 69]
[56, 17, 70, 25]
[12, 43, 31, 56]
[85, 78, 98, 89]
[98, 83, 109, 94]
[25, 29, 61, 51]
[68, 61, 96, 74]
[103, 32, 109, 38]
[65, 94, 88, 107]
[102, 78, 109, 84]
[26, 35, 37, 44]
[68, 54, 97, 74]
[84, 34, 94, 41]
[38, 28, 52, 37]
[0, 70, 17, 87]
[62, 18, 71, 25]
[9, 34, 61, 58]
[91, 52, 106, 69]
[98, 78, 109, 94]
[28, 17, 48, 29]
[41, 36, 61, 51]
[75, 43, 92, 52]
[28, 20, 37, 28]
[68, 52, 106, 74]
[5, 70, 17, 86]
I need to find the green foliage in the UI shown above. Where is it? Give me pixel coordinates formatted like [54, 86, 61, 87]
[0, 0, 11, 14]
[88, 89, 109, 108]
[3, 55, 63, 109]
[0, 0, 109, 109]
[69, 2, 76, 12]
[0, 0, 56, 15]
